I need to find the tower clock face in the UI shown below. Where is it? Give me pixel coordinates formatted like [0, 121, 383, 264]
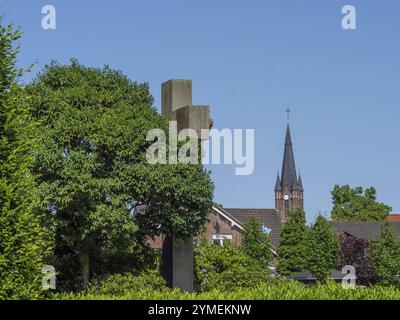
[284, 194, 289, 201]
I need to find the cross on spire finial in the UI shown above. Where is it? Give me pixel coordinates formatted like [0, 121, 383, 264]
[286, 108, 291, 122]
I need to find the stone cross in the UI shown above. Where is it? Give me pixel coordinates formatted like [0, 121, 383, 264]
[162, 79, 211, 140]
[160, 79, 212, 292]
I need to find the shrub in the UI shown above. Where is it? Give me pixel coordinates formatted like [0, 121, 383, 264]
[53, 280, 400, 300]
[87, 270, 166, 296]
[194, 243, 271, 292]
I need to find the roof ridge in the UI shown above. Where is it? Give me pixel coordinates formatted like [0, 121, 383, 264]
[212, 205, 244, 227]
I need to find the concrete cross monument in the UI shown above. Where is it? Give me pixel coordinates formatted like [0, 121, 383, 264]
[160, 79, 212, 292]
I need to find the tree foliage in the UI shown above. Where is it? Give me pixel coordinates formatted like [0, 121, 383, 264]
[194, 243, 271, 292]
[369, 222, 400, 286]
[0, 21, 50, 299]
[277, 209, 308, 276]
[87, 270, 166, 296]
[331, 185, 391, 221]
[27, 61, 214, 288]
[241, 217, 272, 266]
[338, 233, 377, 286]
[305, 215, 339, 282]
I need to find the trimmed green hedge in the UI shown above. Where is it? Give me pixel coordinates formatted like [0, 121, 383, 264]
[194, 243, 271, 292]
[86, 270, 166, 296]
[52, 280, 400, 300]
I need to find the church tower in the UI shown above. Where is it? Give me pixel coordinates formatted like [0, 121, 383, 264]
[275, 122, 304, 222]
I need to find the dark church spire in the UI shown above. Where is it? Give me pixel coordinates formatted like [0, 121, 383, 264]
[281, 124, 297, 190]
[275, 113, 304, 222]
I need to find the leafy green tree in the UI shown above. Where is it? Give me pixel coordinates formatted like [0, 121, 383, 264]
[277, 209, 308, 276]
[331, 185, 391, 221]
[241, 217, 272, 266]
[305, 215, 339, 282]
[27, 61, 214, 289]
[369, 222, 400, 286]
[0, 22, 50, 299]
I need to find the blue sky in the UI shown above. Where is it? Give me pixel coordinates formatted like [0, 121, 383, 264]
[2, 1, 400, 222]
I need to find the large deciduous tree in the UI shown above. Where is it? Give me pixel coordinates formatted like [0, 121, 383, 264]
[305, 215, 339, 282]
[0, 21, 50, 299]
[277, 209, 308, 276]
[331, 185, 391, 221]
[27, 61, 213, 289]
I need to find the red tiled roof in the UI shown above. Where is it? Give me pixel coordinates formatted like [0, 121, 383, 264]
[387, 214, 400, 222]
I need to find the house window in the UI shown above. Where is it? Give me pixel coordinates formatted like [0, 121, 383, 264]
[212, 234, 232, 246]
